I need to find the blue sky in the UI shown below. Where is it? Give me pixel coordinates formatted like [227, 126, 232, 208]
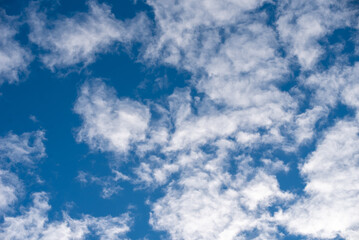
[0, 0, 358, 239]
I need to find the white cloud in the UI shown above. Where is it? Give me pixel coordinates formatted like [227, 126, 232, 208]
[76, 170, 129, 199]
[0, 192, 131, 240]
[276, 0, 353, 69]
[0, 170, 22, 212]
[166, 111, 238, 151]
[150, 152, 292, 240]
[0, 130, 46, 213]
[277, 120, 359, 239]
[0, 130, 46, 165]
[240, 170, 292, 211]
[134, 160, 179, 187]
[303, 62, 359, 109]
[144, 0, 267, 67]
[28, 1, 149, 70]
[342, 81, 359, 112]
[293, 106, 328, 144]
[74, 80, 150, 154]
[139, 1, 299, 154]
[162, 95, 294, 152]
[65, 1, 359, 239]
[0, 11, 32, 84]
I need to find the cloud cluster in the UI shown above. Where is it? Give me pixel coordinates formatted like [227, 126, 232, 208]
[150, 153, 292, 240]
[276, 55, 359, 239]
[144, 0, 267, 67]
[0, 131, 45, 212]
[69, 0, 359, 239]
[277, 120, 359, 239]
[73, 77, 295, 238]
[1, 0, 358, 239]
[0, 192, 131, 240]
[0, 130, 132, 239]
[276, 0, 352, 69]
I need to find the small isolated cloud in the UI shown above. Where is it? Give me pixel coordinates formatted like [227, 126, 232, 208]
[27, 0, 149, 70]
[0, 11, 32, 85]
[29, 115, 38, 123]
[0, 192, 132, 240]
[0, 130, 46, 165]
[76, 170, 129, 199]
[74, 79, 150, 154]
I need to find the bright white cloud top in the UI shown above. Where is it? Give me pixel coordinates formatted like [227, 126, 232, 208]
[0, 0, 358, 239]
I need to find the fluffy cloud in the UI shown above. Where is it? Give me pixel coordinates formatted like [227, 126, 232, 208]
[144, 0, 267, 67]
[0, 192, 131, 240]
[28, 1, 149, 70]
[300, 62, 359, 115]
[276, 0, 353, 69]
[67, 1, 359, 239]
[74, 80, 150, 154]
[137, 1, 359, 238]
[0, 11, 32, 84]
[141, 1, 298, 153]
[150, 151, 292, 240]
[277, 60, 359, 239]
[277, 120, 359, 239]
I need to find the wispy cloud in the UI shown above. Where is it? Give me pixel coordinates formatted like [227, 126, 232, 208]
[0, 192, 132, 240]
[0, 11, 32, 85]
[276, 0, 353, 69]
[27, 0, 149, 70]
[0, 129, 133, 239]
[0, 131, 45, 214]
[0, 170, 22, 212]
[0, 130, 46, 165]
[76, 170, 130, 199]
